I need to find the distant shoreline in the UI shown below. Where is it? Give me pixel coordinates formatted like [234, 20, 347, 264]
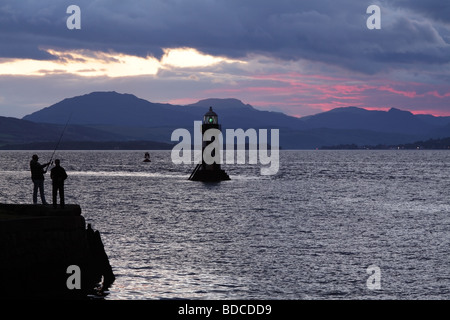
[320, 137, 450, 150]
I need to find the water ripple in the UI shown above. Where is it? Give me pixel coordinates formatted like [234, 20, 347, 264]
[1, 150, 449, 299]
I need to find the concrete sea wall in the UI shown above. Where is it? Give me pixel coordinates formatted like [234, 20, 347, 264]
[0, 204, 114, 299]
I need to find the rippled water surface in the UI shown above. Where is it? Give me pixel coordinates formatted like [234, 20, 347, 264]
[1, 150, 450, 299]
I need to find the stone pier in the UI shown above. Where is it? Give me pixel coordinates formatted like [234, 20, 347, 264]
[0, 204, 115, 299]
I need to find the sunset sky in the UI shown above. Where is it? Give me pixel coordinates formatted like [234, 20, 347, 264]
[1, 0, 449, 118]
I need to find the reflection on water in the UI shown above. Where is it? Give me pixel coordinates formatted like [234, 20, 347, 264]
[71, 171, 187, 178]
[1, 150, 450, 299]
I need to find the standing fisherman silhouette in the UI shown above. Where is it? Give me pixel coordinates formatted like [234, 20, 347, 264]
[30, 154, 51, 205]
[50, 159, 68, 209]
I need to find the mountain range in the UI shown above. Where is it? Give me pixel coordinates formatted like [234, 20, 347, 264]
[1, 91, 450, 149]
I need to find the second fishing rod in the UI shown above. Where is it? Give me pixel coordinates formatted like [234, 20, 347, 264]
[45, 113, 73, 172]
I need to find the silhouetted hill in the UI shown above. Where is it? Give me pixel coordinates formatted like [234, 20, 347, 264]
[23, 91, 199, 127]
[416, 114, 450, 126]
[24, 93, 305, 130]
[0, 116, 123, 146]
[0, 140, 174, 150]
[188, 98, 255, 111]
[427, 122, 450, 138]
[16, 91, 450, 149]
[299, 107, 444, 135]
[187, 98, 304, 129]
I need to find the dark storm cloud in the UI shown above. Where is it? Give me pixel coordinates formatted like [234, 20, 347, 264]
[391, 0, 450, 24]
[0, 0, 449, 74]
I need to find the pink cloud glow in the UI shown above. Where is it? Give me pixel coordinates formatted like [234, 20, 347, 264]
[202, 72, 450, 117]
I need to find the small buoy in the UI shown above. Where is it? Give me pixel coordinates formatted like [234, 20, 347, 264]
[143, 152, 151, 162]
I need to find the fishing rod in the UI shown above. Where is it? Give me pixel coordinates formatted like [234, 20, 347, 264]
[46, 113, 72, 171]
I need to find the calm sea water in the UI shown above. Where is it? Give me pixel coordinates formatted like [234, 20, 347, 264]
[1, 150, 450, 300]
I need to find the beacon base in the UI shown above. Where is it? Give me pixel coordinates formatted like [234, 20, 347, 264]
[189, 164, 231, 182]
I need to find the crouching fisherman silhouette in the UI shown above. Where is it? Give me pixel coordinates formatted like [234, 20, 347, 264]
[30, 154, 51, 205]
[50, 159, 68, 209]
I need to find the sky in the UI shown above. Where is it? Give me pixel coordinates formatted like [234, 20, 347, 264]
[0, 0, 450, 118]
